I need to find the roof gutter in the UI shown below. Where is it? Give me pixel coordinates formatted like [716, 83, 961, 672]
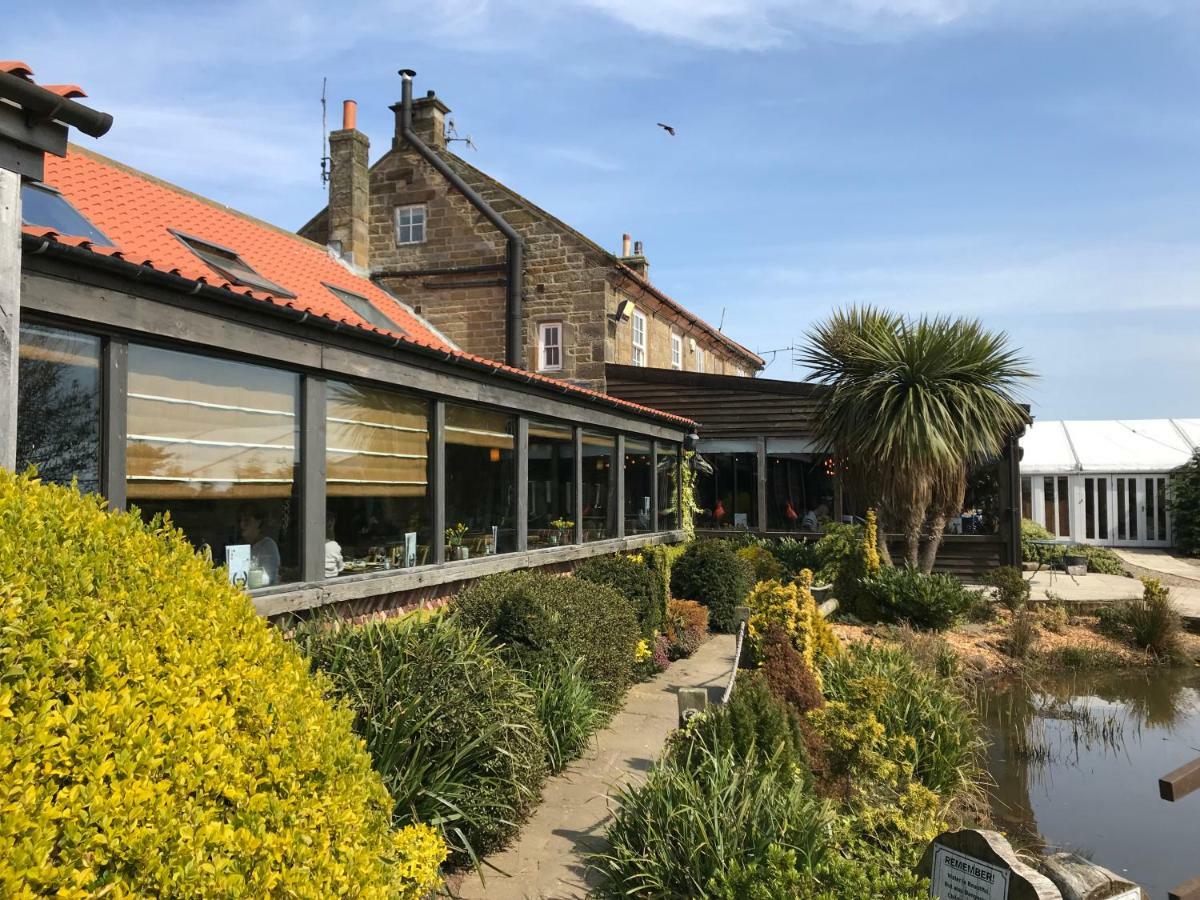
[21, 233, 692, 430]
[0, 70, 112, 138]
[396, 69, 524, 370]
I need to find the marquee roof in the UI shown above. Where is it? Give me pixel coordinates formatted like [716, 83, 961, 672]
[1021, 419, 1200, 475]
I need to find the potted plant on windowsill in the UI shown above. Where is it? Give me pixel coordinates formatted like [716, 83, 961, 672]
[550, 518, 574, 546]
[446, 522, 470, 561]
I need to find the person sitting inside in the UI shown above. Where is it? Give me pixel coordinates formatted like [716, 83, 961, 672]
[237, 505, 280, 586]
[324, 513, 343, 578]
[801, 502, 829, 532]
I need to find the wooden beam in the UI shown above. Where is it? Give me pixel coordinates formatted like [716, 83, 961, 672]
[431, 399, 446, 565]
[0, 169, 19, 470]
[651, 442, 659, 532]
[252, 528, 687, 617]
[101, 339, 127, 510]
[1160, 756, 1200, 802]
[756, 435, 767, 532]
[1170, 875, 1200, 900]
[615, 434, 626, 539]
[516, 416, 529, 552]
[573, 426, 583, 545]
[299, 376, 327, 583]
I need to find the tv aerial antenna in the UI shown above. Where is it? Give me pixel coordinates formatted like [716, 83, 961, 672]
[445, 118, 477, 151]
[320, 77, 331, 184]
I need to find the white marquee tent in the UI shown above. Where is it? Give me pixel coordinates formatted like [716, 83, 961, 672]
[1020, 419, 1200, 548]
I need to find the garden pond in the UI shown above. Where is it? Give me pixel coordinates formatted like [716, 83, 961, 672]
[978, 668, 1200, 896]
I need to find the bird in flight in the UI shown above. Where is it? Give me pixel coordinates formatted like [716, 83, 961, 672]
[656, 122, 676, 136]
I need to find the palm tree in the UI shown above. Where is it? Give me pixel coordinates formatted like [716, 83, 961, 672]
[798, 307, 1033, 572]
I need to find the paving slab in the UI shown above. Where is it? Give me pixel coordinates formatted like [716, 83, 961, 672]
[1014, 570, 1200, 621]
[453, 634, 736, 900]
[1112, 548, 1200, 583]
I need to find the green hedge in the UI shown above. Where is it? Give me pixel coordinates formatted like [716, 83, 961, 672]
[452, 571, 640, 708]
[297, 615, 548, 864]
[857, 566, 975, 631]
[575, 553, 666, 638]
[0, 470, 433, 897]
[670, 540, 755, 632]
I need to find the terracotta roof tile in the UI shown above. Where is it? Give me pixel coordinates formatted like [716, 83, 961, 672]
[28, 147, 694, 428]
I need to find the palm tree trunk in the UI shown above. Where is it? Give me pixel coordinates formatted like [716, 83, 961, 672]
[919, 513, 946, 574]
[876, 522, 892, 567]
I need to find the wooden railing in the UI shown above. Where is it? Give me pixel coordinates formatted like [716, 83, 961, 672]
[1160, 757, 1200, 900]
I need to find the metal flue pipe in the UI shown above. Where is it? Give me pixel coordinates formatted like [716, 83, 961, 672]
[397, 69, 524, 369]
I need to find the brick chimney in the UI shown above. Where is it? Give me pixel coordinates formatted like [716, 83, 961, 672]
[620, 235, 650, 280]
[327, 99, 370, 270]
[392, 89, 449, 151]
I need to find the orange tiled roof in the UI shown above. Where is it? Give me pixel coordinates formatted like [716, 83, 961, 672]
[26, 146, 694, 428]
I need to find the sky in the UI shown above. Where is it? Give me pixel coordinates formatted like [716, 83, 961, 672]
[19, 0, 1200, 420]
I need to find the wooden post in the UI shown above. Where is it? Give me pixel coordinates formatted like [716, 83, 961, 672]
[516, 416, 529, 552]
[101, 339, 128, 510]
[677, 687, 707, 727]
[573, 426, 583, 545]
[1159, 756, 1200, 802]
[651, 441, 659, 533]
[0, 169, 20, 470]
[431, 400, 446, 564]
[615, 433, 625, 539]
[756, 435, 767, 532]
[299, 376, 327, 583]
[1170, 876, 1200, 900]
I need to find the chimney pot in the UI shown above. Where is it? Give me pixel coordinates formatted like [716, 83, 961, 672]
[621, 233, 631, 257]
[342, 99, 357, 130]
[634, 240, 643, 255]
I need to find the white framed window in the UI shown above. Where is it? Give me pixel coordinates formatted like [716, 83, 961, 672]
[394, 204, 426, 244]
[631, 308, 647, 367]
[538, 321, 563, 372]
[695, 345, 705, 373]
[670, 332, 682, 370]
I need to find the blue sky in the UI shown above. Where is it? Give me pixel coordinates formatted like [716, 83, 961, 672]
[22, 0, 1200, 420]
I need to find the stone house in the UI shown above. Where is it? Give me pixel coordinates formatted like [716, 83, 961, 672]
[299, 74, 763, 393]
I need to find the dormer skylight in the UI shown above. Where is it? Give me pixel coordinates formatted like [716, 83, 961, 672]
[21, 182, 111, 245]
[327, 284, 409, 335]
[173, 230, 295, 298]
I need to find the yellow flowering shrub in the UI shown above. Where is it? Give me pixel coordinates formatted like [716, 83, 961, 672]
[0, 471, 442, 898]
[746, 575, 841, 689]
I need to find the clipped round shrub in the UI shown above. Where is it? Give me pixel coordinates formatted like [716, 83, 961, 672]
[575, 553, 665, 638]
[452, 571, 639, 707]
[0, 471, 432, 898]
[737, 544, 785, 582]
[670, 540, 754, 632]
[297, 614, 548, 864]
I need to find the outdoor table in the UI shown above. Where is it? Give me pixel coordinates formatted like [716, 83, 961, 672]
[1026, 538, 1078, 584]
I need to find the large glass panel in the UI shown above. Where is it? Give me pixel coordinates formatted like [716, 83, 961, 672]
[528, 421, 575, 549]
[1085, 478, 1095, 540]
[1146, 478, 1156, 542]
[1098, 478, 1108, 540]
[1020, 476, 1032, 521]
[16, 324, 102, 493]
[624, 438, 654, 535]
[127, 344, 300, 587]
[1158, 478, 1168, 542]
[326, 381, 430, 576]
[656, 442, 681, 532]
[767, 454, 834, 531]
[445, 404, 516, 557]
[1043, 476, 1056, 533]
[1116, 478, 1127, 541]
[1127, 479, 1137, 540]
[696, 453, 757, 529]
[582, 431, 616, 541]
[1057, 476, 1070, 538]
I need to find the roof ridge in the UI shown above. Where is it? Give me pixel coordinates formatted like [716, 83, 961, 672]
[67, 143, 334, 255]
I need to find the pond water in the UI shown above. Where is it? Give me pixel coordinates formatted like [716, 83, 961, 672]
[979, 669, 1200, 896]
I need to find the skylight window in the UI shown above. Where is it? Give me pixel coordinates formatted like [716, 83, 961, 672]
[172, 231, 295, 298]
[21, 182, 111, 245]
[327, 284, 410, 336]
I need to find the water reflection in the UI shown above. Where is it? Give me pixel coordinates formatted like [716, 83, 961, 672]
[978, 669, 1200, 894]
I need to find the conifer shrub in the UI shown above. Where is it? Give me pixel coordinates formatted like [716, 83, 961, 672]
[575, 553, 665, 638]
[982, 565, 1029, 613]
[1173, 450, 1200, 557]
[737, 544, 785, 582]
[665, 598, 709, 659]
[452, 571, 639, 707]
[297, 615, 547, 864]
[670, 540, 754, 632]
[759, 624, 824, 716]
[745, 574, 841, 681]
[0, 470, 440, 898]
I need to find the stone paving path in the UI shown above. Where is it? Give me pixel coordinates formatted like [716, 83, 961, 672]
[453, 634, 737, 900]
[1020, 562, 1200, 621]
[1112, 548, 1200, 584]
